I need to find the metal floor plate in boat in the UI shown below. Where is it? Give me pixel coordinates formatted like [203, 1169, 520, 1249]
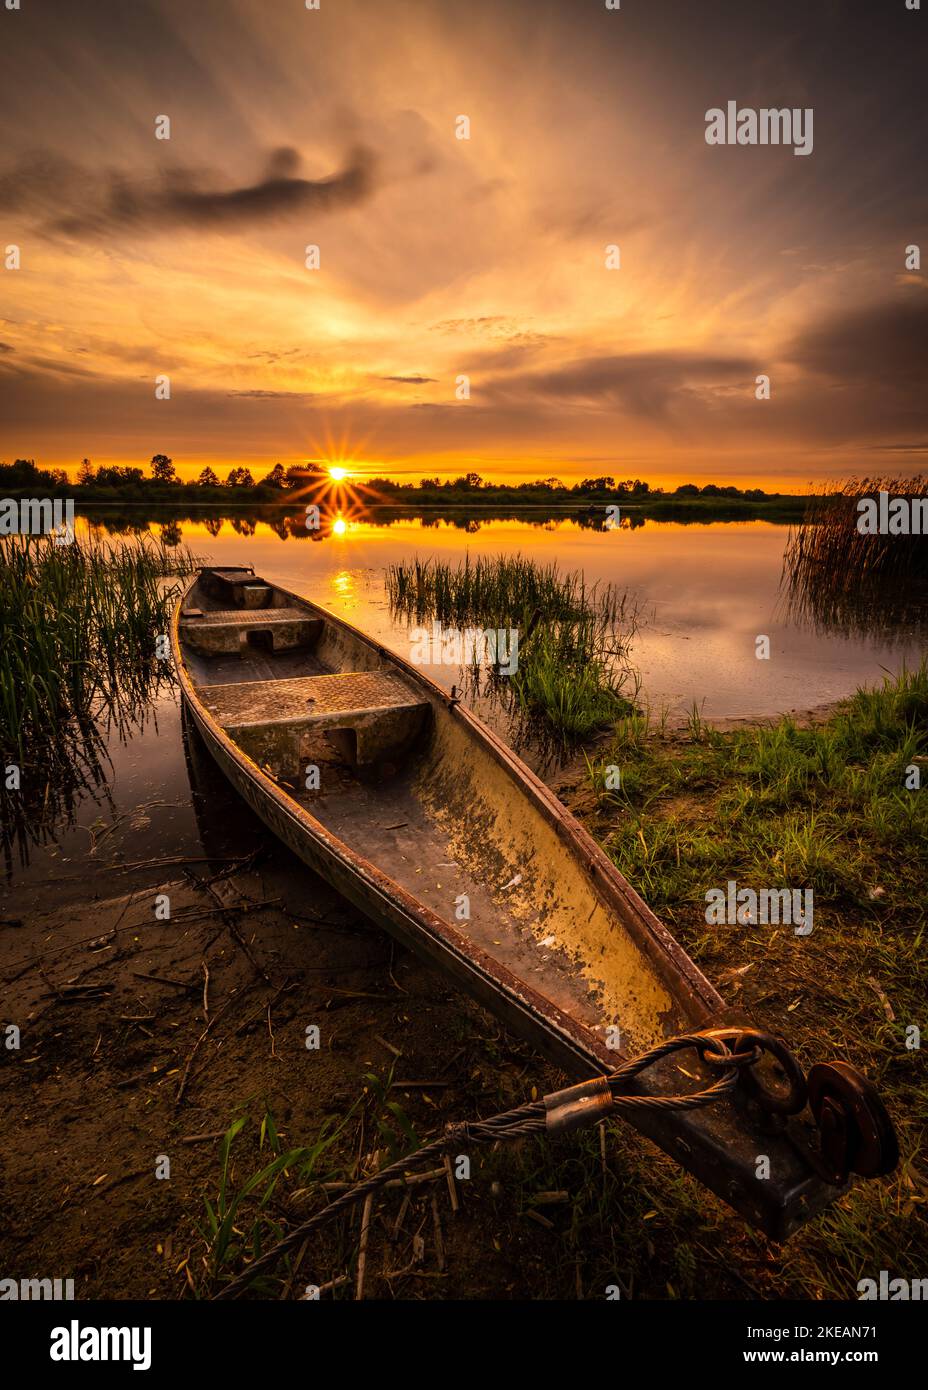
[181, 607, 310, 627]
[197, 671, 424, 728]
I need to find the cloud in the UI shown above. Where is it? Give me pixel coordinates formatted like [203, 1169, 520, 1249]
[226, 388, 311, 399]
[381, 374, 437, 384]
[0, 146, 376, 239]
[486, 350, 754, 420]
[776, 295, 928, 440]
[789, 295, 928, 386]
[430, 316, 543, 343]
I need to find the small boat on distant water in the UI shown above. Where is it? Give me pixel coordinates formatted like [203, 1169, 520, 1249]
[173, 566, 897, 1239]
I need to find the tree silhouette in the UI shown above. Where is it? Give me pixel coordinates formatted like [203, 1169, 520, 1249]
[77, 458, 95, 486]
[260, 463, 287, 489]
[197, 467, 220, 487]
[150, 453, 177, 483]
[226, 467, 255, 488]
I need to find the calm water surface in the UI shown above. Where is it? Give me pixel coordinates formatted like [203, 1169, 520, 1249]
[143, 512, 920, 720]
[4, 511, 922, 892]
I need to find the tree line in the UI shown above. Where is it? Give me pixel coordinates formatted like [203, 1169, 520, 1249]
[0, 455, 798, 506]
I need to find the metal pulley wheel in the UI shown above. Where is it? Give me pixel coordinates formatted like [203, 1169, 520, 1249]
[806, 1061, 900, 1184]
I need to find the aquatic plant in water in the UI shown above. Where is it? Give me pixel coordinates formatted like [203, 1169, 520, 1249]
[0, 533, 200, 869]
[782, 476, 928, 639]
[387, 553, 638, 744]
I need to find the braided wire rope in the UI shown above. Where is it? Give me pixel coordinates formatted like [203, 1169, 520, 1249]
[214, 1030, 752, 1300]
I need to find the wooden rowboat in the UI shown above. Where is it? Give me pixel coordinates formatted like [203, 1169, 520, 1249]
[172, 565, 874, 1238]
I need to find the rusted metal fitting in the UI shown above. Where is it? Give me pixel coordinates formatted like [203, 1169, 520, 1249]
[698, 1037, 763, 1069]
[543, 1076, 614, 1134]
[697, 1027, 808, 1115]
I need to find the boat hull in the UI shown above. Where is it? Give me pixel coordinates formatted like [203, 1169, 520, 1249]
[173, 570, 836, 1239]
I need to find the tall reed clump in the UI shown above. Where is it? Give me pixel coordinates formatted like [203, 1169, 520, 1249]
[386, 553, 628, 630]
[0, 534, 199, 844]
[509, 616, 638, 741]
[782, 476, 928, 636]
[386, 554, 637, 743]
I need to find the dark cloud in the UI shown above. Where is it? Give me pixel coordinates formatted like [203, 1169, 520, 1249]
[0, 145, 375, 239]
[789, 295, 928, 386]
[488, 350, 753, 420]
[381, 374, 437, 384]
[226, 389, 310, 399]
[0, 352, 98, 379]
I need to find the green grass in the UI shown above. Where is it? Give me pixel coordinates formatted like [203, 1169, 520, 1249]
[586, 664, 928, 923]
[569, 665, 928, 1296]
[201, 1108, 356, 1290]
[198, 1070, 421, 1297]
[510, 620, 635, 741]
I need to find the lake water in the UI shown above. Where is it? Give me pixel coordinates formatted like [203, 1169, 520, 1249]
[3, 508, 922, 892]
[109, 509, 921, 720]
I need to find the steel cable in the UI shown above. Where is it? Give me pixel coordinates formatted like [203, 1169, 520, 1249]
[213, 1030, 747, 1300]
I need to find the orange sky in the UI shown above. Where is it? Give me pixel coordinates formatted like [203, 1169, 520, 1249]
[0, 0, 925, 487]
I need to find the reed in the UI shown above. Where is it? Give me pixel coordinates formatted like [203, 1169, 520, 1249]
[0, 533, 199, 859]
[782, 475, 928, 636]
[386, 553, 629, 630]
[386, 554, 637, 743]
[509, 616, 636, 741]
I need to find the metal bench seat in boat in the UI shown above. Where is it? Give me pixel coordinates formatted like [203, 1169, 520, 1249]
[180, 607, 321, 655]
[197, 671, 430, 773]
[198, 568, 272, 609]
[210, 568, 257, 586]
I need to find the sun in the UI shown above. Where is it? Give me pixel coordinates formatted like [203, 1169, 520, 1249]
[328, 465, 349, 481]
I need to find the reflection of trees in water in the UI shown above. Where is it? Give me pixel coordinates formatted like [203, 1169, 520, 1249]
[85, 516, 150, 538]
[781, 480, 928, 642]
[79, 502, 654, 538]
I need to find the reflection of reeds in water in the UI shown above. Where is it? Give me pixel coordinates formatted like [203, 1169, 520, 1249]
[386, 554, 638, 744]
[0, 534, 199, 870]
[782, 476, 928, 639]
